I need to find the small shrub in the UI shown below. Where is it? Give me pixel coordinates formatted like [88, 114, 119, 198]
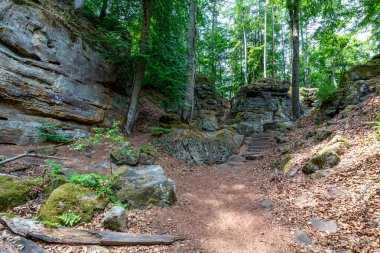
[38, 122, 73, 143]
[149, 127, 172, 134]
[57, 213, 82, 227]
[72, 121, 128, 151]
[140, 145, 158, 155]
[46, 160, 66, 180]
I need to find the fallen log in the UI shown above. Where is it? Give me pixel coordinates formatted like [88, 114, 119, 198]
[0, 227, 48, 253]
[0, 153, 69, 166]
[1, 217, 185, 246]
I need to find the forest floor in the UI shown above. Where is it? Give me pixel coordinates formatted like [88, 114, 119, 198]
[1, 96, 379, 253]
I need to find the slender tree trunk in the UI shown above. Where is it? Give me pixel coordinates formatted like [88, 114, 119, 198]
[99, 0, 109, 20]
[281, 19, 286, 80]
[331, 61, 337, 88]
[182, 0, 197, 123]
[211, 0, 217, 83]
[287, 0, 301, 120]
[271, 5, 275, 79]
[124, 0, 153, 133]
[263, 0, 268, 78]
[243, 26, 248, 84]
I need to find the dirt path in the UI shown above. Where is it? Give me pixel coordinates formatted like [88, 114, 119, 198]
[135, 158, 294, 253]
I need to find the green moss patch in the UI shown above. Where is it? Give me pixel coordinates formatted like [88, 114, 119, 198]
[38, 183, 106, 224]
[0, 175, 43, 212]
[271, 154, 294, 172]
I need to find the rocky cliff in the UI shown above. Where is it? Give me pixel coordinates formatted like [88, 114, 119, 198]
[231, 79, 292, 136]
[321, 54, 380, 117]
[0, 0, 131, 144]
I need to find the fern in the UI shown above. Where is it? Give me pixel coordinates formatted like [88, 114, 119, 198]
[57, 213, 82, 227]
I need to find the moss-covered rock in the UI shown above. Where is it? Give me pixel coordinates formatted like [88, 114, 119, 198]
[310, 172, 326, 180]
[38, 183, 106, 224]
[271, 154, 294, 172]
[328, 135, 350, 148]
[0, 174, 42, 212]
[159, 113, 182, 129]
[115, 165, 176, 209]
[110, 147, 140, 166]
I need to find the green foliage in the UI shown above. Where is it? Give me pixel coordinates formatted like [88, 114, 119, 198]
[112, 202, 127, 209]
[38, 122, 72, 143]
[42, 220, 61, 227]
[57, 213, 82, 227]
[139, 145, 158, 156]
[45, 160, 119, 203]
[46, 160, 66, 180]
[72, 121, 128, 151]
[149, 127, 172, 134]
[65, 173, 119, 203]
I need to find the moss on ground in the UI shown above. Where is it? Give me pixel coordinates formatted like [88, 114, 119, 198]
[271, 154, 294, 172]
[38, 183, 106, 224]
[0, 175, 43, 212]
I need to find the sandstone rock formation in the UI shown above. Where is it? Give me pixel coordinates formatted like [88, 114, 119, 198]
[155, 128, 244, 165]
[321, 54, 380, 117]
[231, 79, 292, 136]
[0, 0, 131, 144]
[193, 76, 230, 125]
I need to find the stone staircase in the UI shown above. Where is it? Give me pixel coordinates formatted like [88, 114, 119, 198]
[245, 133, 272, 160]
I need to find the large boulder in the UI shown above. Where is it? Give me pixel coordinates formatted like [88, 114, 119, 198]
[0, 0, 131, 144]
[38, 183, 106, 224]
[303, 136, 350, 174]
[0, 174, 42, 212]
[231, 79, 293, 135]
[114, 165, 176, 209]
[155, 129, 244, 165]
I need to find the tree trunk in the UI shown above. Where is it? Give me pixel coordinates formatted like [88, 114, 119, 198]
[243, 26, 248, 84]
[181, 0, 197, 123]
[99, 0, 108, 20]
[331, 61, 337, 88]
[287, 0, 301, 120]
[281, 19, 286, 80]
[271, 5, 275, 79]
[263, 0, 268, 78]
[124, 0, 153, 133]
[211, 0, 217, 83]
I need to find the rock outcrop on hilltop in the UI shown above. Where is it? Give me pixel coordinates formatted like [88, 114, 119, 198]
[321, 54, 380, 117]
[0, 0, 131, 144]
[231, 79, 293, 136]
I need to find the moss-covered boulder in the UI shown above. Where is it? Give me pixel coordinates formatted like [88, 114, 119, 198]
[38, 183, 106, 224]
[155, 129, 244, 165]
[115, 165, 176, 209]
[271, 154, 294, 172]
[302, 135, 350, 175]
[110, 147, 140, 166]
[0, 174, 42, 212]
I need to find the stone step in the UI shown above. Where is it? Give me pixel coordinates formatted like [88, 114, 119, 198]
[245, 154, 264, 160]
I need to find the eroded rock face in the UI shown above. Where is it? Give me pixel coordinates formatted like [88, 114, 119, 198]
[231, 79, 293, 136]
[0, 0, 131, 144]
[193, 77, 230, 125]
[155, 129, 244, 165]
[321, 54, 380, 117]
